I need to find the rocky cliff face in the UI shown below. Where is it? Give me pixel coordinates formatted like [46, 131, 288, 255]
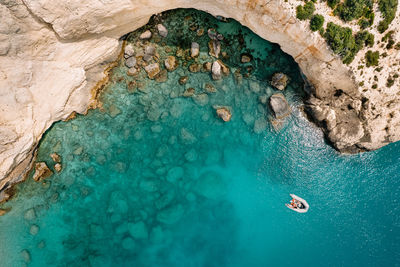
[0, 0, 398, 196]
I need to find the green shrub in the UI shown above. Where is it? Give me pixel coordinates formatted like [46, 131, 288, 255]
[365, 50, 379, 67]
[310, 14, 325, 31]
[395, 43, 400, 50]
[365, 33, 374, 47]
[372, 84, 378, 89]
[355, 31, 374, 48]
[386, 77, 394, 87]
[358, 19, 370, 29]
[387, 39, 395, 49]
[377, 0, 398, 33]
[324, 22, 359, 64]
[334, 0, 373, 22]
[328, 0, 340, 8]
[296, 2, 316, 20]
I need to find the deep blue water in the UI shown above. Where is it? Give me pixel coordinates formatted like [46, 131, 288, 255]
[0, 9, 399, 267]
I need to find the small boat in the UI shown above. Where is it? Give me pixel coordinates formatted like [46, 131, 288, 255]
[286, 194, 309, 213]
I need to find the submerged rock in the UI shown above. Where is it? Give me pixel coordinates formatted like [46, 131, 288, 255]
[127, 67, 138, 76]
[253, 117, 267, 134]
[156, 204, 184, 224]
[183, 88, 195, 97]
[185, 149, 198, 162]
[180, 128, 197, 144]
[269, 93, 291, 119]
[157, 24, 168, 37]
[203, 62, 212, 72]
[0, 208, 10, 216]
[191, 42, 199, 58]
[122, 237, 135, 250]
[192, 93, 209, 106]
[204, 83, 216, 93]
[125, 57, 137, 68]
[167, 166, 184, 183]
[215, 106, 232, 122]
[21, 249, 31, 263]
[179, 76, 188, 85]
[128, 221, 148, 239]
[139, 30, 152, 40]
[164, 56, 178, 71]
[271, 73, 289, 90]
[24, 208, 36, 221]
[188, 63, 201, 73]
[211, 61, 221, 80]
[33, 162, 53, 182]
[195, 171, 226, 199]
[30, 224, 39, 235]
[144, 63, 160, 79]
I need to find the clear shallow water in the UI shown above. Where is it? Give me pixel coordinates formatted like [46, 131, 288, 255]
[1, 9, 400, 267]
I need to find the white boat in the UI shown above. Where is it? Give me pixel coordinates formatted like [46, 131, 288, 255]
[286, 194, 309, 213]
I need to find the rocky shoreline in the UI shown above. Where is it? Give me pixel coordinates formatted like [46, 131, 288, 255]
[0, 0, 399, 201]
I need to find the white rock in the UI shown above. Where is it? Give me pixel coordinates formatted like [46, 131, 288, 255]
[125, 57, 136, 68]
[157, 24, 168, 37]
[139, 30, 152, 39]
[191, 42, 199, 58]
[124, 44, 135, 58]
[211, 61, 221, 80]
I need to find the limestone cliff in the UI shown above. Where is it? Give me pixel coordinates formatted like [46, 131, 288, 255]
[0, 0, 398, 197]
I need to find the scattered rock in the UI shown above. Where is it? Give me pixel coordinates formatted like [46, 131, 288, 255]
[30, 224, 39, 235]
[127, 81, 137, 93]
[188, 63, 201, 73]
[258, 95, 268, 104]
[175, 48, 184, 58]
[179, 76, 188, 85]
[128, 221, 148, 239]
[183, 88, 195, 97]
[147, 108, 161, 121]
[139, 30, 152, 40]
[197, 28, 204, 36]
[180, 128, 197, 144]
[145, 45, 155, 56]
[271, 73, 289, 90]
[269, 93, 291, 119]
[215, 106, 232, 122]
[157, 24, 168, 37]
[204, 83, 216, 93]
[33, 162, 53, 182]
[164, 56, 178, 71]
[124, 44, 135, 58]
[144, 63, 160, 79]
[241, 53, 252, 63]
[125, 56, 137, 68]
[50, 152, 61, 163]
[37, 240, 46, 249]
[211, 61, 221, 80]
[207, 28, 219, 40]
[192, 93, 209, 106]
[191, 42, 199, 57]
[54, 163, 62, 172]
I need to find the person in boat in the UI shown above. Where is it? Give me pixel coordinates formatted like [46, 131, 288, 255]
[290, 198, 303, 209]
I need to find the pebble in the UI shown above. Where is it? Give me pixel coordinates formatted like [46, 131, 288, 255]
[124, 44, 135, 58]
[125, 57, 137, 68]
[157, 24, 168, 37]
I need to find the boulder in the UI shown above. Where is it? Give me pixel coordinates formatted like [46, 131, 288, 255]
[208, 40, 221, 58]
[30, 224, 39, 235]
[217, 60, 229, 75]
[144, 63, 160, 79]
[211, 61, 221, 80]
[24, 208, 36, 220]
[145, 45, 155, 56]
[241, 53, 252, 63]
[188, 63, 201, 73]
[166, 166, 184, 183]
[50, 152, 61, 163]
[253, 117, 267, 134]
[271, 73, 289, 90]
[269, 93, 291, 119]
[192, 93, 209, 106]
[191, 42, 199, 57]
[215, 106, 232, 122]
[139, 30, 152, 40]
[157, 24, 168, 37]
[156, 204, 184, 224]
[180, 128, 197, 144]
[204, 83, 216, 93]
[54, 163, 62, 172]
[127, 67, 138, 76]
[125, 57, 137, 68]
[33, 162, 53, 181]
[202, 62, 212, 72]
[164, 56, 178, 71]
[155, 69, 168, 83]
[124, 44, 135, 58]
[21, 249, 31, 263]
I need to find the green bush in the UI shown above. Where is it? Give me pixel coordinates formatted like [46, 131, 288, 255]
[296, 2, 316, 20]
[365, 33, 374, 47]
[310, 14, 325, 31]
[355, 31, 374, 47]
[377, 0, 398, 33]
[334, 0, 373, 22]
[324, 22, 359, 64]
[395, 43, 400, 50]
[328, 0, 340, 8]
[386, 77, 394, 87]
[365, 50, 379, 67]
[358, 19, 370, 29]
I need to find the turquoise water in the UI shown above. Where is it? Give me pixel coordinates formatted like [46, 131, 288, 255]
[1, 9, 400, 267]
